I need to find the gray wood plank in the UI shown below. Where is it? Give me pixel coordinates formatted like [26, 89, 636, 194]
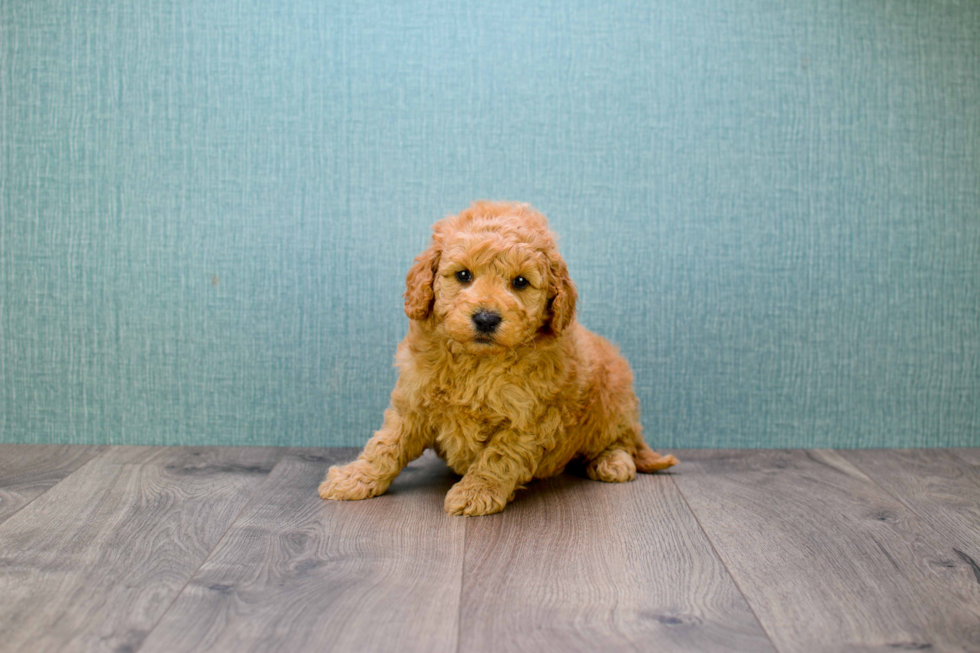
[0, 444, 106, 525]
[459, 470, 775, 653]
[673, 449, 980, 653]
[138, 449, 466, 653]
[848, 449, 980, 588]
[0, 446, 283, 653]
[950, 448, 980, 467]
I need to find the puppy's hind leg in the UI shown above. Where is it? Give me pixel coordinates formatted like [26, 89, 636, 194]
[586, 423, 678, 483]
[586, 447, 637, 483]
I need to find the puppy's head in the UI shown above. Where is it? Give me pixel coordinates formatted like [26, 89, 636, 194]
[404, 201, 577, 354]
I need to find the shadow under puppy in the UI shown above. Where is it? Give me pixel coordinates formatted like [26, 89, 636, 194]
[320, 201, 677, 516]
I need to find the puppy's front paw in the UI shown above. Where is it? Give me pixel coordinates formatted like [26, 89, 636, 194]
[444, 477, 508, 516]
[318, 460, 389, 501]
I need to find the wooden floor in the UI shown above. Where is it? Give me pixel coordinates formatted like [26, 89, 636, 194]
[0, 446, 978, 652]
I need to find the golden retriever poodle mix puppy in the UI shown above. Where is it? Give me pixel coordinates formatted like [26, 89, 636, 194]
[319, 201, 678, 515]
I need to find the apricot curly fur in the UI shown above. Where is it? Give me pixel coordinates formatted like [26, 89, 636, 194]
[319, 201, 678, 515]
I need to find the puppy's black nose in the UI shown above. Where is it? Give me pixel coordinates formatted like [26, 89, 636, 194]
[472, 310, 502, 334]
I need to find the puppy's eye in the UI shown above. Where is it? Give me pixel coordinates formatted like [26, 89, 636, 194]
[455, 269, 472, 283]
[512, 276, 530, 289]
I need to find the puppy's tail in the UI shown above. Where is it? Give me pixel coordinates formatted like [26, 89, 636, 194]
[633, 438, 679, 473]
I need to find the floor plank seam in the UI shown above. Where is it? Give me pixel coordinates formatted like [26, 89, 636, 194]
[669, 474, 782, 653]
[131, 446, 290, 653]
[0, 445, 110, 526]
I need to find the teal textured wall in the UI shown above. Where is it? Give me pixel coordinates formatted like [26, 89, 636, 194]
[1, 0, 978, 448]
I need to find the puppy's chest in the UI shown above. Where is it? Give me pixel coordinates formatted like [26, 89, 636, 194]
[426, 384, 507, 435]
[429, 402, 502, 473]
[421, 370, 513, 468]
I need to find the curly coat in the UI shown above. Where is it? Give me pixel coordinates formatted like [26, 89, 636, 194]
[319, 201, 677, 515]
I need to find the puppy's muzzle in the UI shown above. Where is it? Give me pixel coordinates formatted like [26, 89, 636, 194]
[472, 309, 502, 334]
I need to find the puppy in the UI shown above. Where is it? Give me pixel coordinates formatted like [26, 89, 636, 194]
[319, 201, 677, 515]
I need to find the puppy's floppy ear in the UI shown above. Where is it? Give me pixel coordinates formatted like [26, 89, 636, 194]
[404, 243, 440, 320]
[547, 256, 577, 335]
